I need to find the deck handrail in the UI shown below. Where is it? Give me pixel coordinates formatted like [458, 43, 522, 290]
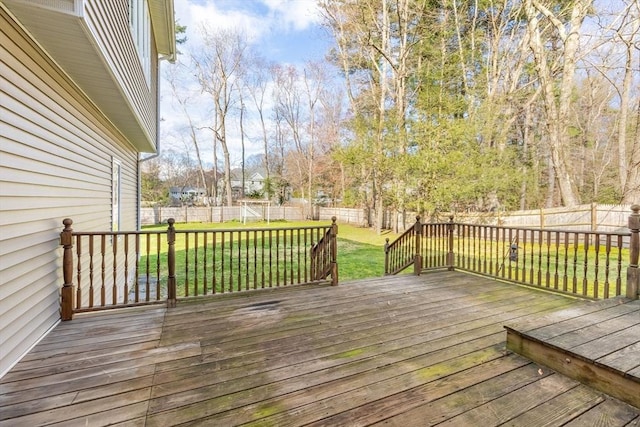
[384, 205, 640, 300]
[60, 218, 339, 320]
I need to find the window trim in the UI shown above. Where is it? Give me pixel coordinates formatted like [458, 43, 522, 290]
[112, 158, 122, 232]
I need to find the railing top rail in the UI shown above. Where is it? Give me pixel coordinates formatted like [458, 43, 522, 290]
[71, 230, 165, 236]
[172, 224, 332, 234]
[453, 222, 631, 236]
[70, 224, 334, 237]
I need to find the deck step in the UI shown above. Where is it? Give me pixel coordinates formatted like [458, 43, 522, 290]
[505, 298, 640, 409]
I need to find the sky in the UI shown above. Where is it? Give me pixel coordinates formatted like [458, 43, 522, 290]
[159, 0, 333, 167]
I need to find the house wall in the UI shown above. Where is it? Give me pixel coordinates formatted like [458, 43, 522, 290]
[83, 0, 158, 146]
[0, 8, 139, 376]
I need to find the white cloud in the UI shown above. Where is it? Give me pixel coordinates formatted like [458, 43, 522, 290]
[261, 0, 322, 31]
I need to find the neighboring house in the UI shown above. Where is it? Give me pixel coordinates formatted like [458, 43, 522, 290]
[229, 170, 266, 200]
[169, 186, 208, 206]
[0, 0, 175, 376]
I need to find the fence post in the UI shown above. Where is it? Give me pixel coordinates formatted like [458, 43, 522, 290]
[167, 218, 177, 307]
[627, 205, 640, 300]
[413, 216, 422, 275]
[60, 218, 75, 321]
[447, 216, 455, 271]
[330, 216, 338, 286]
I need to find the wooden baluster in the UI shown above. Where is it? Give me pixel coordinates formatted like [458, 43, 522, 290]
[154, 233, 160, 301]
[89, 235, 94, 308]
[134, 234, 140, 303]
[508, 228, 513, 279]
[212, 232, 217, 294]
[582, 233, 589, 296]
[627, 204, 640, 299]
[537, 230, 543, 286]
[604, 234, 611, 298]
[414, 216, 422, 275]
[185, 232, 190, 297]
[593, 234, 600, 299]
[246, 230, 251, 290]
[562, 232, 569, 292]
[203, 232, 208, 295]
[261, 230, 266, 288]
[283, 229, 287, 286]
[100, 235, 106, 306]
[276, 230, 280, 286]
[572, 233, 579, 294]
[123, 234, 129, 303]
[167, 218, 176, 308]
[496, 227, 506, 276]
[194, 232, 199, 296]
[616, 234, 623, 295]
[302, 229, 307, 283]
[331, 216, 338, 286]
[553, 231, 559, 289]
[529, 230, 535, 284]
[76, 235, 82, 309]
[112, 232, 118, 305]
[268, 229, 273, 287]
[254, 230, 259, 289]
[237, 230, 242, 291]
[489, 227, 494, 275]
[60, 219, 75, 320]
[545, 231, 551, 287]
[296, 229, 301, 284]
[520, 229, 526, 281]
[221, 231, 226, 293]
[481, 226, 487, 273]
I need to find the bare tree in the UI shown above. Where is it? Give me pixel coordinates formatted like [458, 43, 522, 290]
[165, 64, 211, 205]
[244, 54, 274, 199]
[192, 26, 248, 206]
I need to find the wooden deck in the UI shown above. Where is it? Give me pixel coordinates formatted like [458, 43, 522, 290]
[505, 297, 640, 408]
[1, 271, 639, 426]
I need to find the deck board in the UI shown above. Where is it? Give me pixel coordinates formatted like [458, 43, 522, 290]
[1, 271, 638, 426]
[505, 298, 640, 409]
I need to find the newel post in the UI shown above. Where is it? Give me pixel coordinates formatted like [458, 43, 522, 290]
[627, 204, 640, 300]
[167, 218, 177, 307]
[447, 216, 455, 271]
[330, 216, 338, 286]
[60, 218, 75, 320]
[413, 216, 422, 275]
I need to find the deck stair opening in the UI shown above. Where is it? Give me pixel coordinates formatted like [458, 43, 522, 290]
[505, 298, 640, 409]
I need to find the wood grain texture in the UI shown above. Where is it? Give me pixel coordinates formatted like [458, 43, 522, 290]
[1, 271, 638, 426]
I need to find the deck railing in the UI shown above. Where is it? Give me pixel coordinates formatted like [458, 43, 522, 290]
[384, 205, 640, 300]
[60, 217, 338, 319]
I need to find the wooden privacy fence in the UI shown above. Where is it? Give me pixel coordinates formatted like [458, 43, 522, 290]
[60, 217, 339, 320]
[385, 205, 640, 300]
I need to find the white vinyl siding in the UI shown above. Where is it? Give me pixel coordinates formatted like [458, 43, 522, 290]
[0, 9, 139, 376]
[84, 0, 156, 144]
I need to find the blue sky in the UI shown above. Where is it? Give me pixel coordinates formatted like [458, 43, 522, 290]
[159, 0, 332, 165]
[173, 0, 329, 64]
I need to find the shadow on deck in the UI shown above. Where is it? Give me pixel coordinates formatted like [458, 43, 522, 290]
[1, 271, 638, 426]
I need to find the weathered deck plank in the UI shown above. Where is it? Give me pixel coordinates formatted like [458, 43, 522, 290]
[1, 271, 638, 426]
[506, 298, 640, 409]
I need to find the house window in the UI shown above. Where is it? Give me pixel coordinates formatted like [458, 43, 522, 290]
[128, 0, 151, 86]
[112, 158, 121, 232]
